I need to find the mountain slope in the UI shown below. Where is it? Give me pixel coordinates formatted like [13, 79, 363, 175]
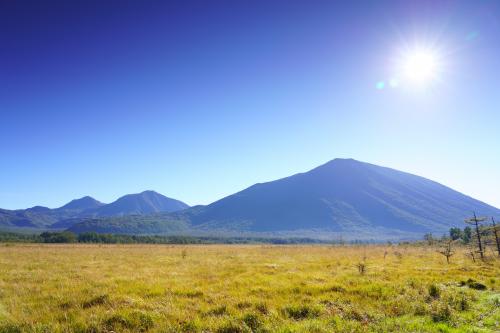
[176, 158, 499, 235]
[66, 214, 189, 234]
[91, 191, 189, 217]
[0, 208, 60, 228]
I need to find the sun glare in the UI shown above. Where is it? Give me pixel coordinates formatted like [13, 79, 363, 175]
[404, 51, 438, 82]
[380, 42, 446, 92]
[397, 46, 443, 88]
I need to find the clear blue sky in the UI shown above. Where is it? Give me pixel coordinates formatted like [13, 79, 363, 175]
[1, 0, 499, 209]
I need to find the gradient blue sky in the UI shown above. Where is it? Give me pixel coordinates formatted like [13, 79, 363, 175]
[1, 0, 499, 209]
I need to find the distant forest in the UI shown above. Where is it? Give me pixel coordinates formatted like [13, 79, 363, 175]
[0, 226, 484, 245]
[0, 231, 342, 245]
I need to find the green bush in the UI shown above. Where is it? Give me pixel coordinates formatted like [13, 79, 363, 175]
[282, 305, 320, 320]
[431, 302, 453, 322]
[82, 294, 109, 308]
[103, 311, 154, 332]
[255, 303, 269, 315]
[0, 324, 22, 333]
[207, 305, 228, 316]
[216, 321, 251, 333]
[428, 284, 440, 299]
[242, 313, 262, 331]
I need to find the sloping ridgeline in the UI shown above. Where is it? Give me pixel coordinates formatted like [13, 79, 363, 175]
[67, 159, 500, 239]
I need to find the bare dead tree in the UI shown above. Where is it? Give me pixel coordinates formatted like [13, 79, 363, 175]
[465, 212, 488, 260]
[491, 217, 500, 257]
[437, 239, 455, 264]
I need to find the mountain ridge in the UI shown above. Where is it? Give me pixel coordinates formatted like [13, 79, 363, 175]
[67, 159, 500, 238]
[1, 159, 498, 239]
[0, 191, 189, 228]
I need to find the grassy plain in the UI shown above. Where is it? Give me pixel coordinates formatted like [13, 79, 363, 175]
[0, 244, 498, 332]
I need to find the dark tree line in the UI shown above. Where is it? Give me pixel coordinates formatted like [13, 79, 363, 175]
[0, 231, 337, 245]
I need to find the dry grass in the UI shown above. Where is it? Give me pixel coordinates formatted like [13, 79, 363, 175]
[0, 244, 498, 332]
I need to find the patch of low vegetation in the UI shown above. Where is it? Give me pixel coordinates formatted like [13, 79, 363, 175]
[282, 305, 321, 320]
[0, 244, 498, 332]
[82, 294, 109, 308]
[460, 278, 487, 290]
[103, 311, 154, 332]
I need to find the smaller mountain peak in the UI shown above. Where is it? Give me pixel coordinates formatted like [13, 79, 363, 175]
[26, 206, 51, 212]
[59, 196, 104, 211]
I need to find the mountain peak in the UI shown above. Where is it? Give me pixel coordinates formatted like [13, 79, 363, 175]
[59, 196, 104, 211]
[308, 158, 371, 176]
[139, 190, 161, 195]
[93, 191, 189, 217]
[26, 206, 51, 213]
[322, 158, 365, 166]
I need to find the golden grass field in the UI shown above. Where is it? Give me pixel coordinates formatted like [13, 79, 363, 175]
[0, 244, 499, 332]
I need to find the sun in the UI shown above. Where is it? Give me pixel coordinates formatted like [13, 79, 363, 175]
[394, 45, 444, 88]
[403, 50, 438, 83]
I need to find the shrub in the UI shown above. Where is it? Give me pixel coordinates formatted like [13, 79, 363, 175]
[82, 294, 109, 308]
[255, 303, 269, 315]
[328, 285, 346, 293]
[242, 313, 262, 331]
[460, 278, 487, 290]
[180, 320, 200, 333]
[0, 324, 22, 333]
[282, 305, 320, 320]
[468, 281, 486, 290]
[431, 302, 453, 322]
[357, 262, 367, 275]
[236, 301, 252, 309]
[216, 321, 251, 333]
[428, 284, 440, 299]
[207, 305, 228, 316]
[104, 314, 131, 330]
[458, 295, 469, 311]
[183, 290, 204, 298]
[103, 311, 154, 332]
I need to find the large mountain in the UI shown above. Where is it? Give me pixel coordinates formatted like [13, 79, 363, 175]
[181, 159, 498, 234]
[67, 159, 500, 239]
[90, 191, 189, 217]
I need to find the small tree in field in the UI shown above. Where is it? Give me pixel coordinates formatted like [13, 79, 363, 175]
[449, 227, 462, 241]
[462, 226, 472, 243]
[490, 217, 500, 256]
[465, 212, 488, 260]
[424, 233, 434, 245]
[437, 239, 455, 264]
